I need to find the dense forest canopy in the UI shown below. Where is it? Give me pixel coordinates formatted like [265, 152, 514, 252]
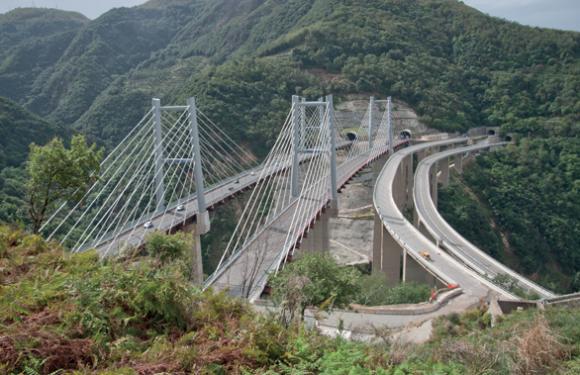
[0, 0, 576, 149]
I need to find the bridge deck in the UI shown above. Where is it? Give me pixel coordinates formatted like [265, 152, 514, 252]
[414, 143, 555, 299]
[373, 138, 518, 300]
[209, 144, 397, 300]
[93, 141, 353, 254]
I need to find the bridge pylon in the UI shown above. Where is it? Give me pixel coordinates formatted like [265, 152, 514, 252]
[327, 94, 338, 213]
[152, 98, 166, 212]
[187, 97, 210, 284]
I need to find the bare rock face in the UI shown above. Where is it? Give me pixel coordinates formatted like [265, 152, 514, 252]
[329, 168, 375, 265]
[392, 100, 433, 136]
[328, 98, 430, 266]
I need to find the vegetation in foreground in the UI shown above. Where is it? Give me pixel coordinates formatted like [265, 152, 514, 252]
[269, 253, 431, 323]
[2, 227, 579, 374]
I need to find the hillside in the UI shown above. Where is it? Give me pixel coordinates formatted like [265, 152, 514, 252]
[0, 0, 577, 150]
[0, 97, 63, 170]
[0, 8, 88, 104]
[1, 226, 579, 374]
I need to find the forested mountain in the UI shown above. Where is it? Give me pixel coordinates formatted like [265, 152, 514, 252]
[0, 0, 577, 149]
[0, 9, 88, 104]
[439, 131, 580, 293]
[0, 97, 63, 170]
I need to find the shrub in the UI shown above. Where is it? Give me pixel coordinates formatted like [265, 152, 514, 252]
[355, 274, 431, 306]
[145, 231, 191, 264]
[270, 253, 361, 322]
[0, 225, 24, 257]
[511, 315, 569, 374]
[65, 261, 198, 346]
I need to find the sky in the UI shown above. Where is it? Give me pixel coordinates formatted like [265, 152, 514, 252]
[0, 0, 578, 31]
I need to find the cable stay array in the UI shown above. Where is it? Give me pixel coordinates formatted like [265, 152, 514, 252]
[206, 96, 397, 300]
[41, 93, 400, 301]
[41, 98, 257, 256]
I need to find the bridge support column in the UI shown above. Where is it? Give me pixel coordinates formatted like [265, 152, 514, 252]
[301, 210, 330, 253]
[368, 96, 375, 151]
[372, 213, 401, 285]
[430, 165, 438, 208]
[291, 95, 301, 198]
[373, 153, 389, 178]
[188, 97, 210, 285]
[438, 157, 449, 188]
[327, 95, 339, 214]
[152, 98, 166, 212]
[454, 153, 463, 174]
[390, 154, 414, 212]
[404, 253, 437, 286]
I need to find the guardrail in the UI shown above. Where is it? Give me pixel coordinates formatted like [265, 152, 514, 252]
[413, 142, 555, 299]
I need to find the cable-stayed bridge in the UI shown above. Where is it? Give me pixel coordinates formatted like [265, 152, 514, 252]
[42, 94, 555, 306]
[42, 98, 259, 259]
[205, 96, 406, 300]
[42, 95, 408, 290]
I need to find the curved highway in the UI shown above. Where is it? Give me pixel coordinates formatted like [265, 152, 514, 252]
[373, 138, 519, 300]
[414, 143, 556, 299]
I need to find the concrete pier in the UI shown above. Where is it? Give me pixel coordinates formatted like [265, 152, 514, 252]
[438, 157, 449, 187]
[429, 165, 438, 208]
[301, 209, 331, 253]
[372, 213, 402, 285]
[454, 153, 463, 174]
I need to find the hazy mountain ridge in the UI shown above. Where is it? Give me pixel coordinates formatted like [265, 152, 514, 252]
[0, 96, 63, 170]
[0, 8, 88, 103]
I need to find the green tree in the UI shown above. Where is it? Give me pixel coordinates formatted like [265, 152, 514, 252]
[26, 135, 103, 233]
[270, 253, 360, 325]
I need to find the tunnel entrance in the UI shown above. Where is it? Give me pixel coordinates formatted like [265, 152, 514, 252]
[399, 129, 412, 140]
[487, 129, 496, 136]
[346, 132, 357, 141]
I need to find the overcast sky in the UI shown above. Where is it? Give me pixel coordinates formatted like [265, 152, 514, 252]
[0, 0, 578, 31]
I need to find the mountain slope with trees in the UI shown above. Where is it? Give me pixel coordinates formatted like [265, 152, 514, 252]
[0, 8, 88, 104]
[0, 97, 63, 170]
[0, 0, 576, 149]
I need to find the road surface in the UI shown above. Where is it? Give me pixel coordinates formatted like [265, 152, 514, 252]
[413, 142, 555, 299]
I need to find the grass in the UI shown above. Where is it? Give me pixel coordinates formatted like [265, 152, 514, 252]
[355, 274, 431, 306]
[492, 273, 540, 300]
[1, 226, 578, 374]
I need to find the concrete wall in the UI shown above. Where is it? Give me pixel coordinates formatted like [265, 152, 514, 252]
[300, 209, 331, 253]
[372, 214, 402, 285]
